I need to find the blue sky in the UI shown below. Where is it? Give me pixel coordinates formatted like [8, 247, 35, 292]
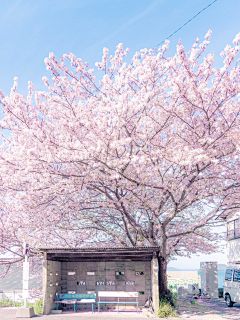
[0, 0, 237, 268]
[0, 0, 239, 97]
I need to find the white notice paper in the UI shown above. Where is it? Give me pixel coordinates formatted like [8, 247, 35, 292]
[23, 262, 29, 279]
[22, 289, 28, 299]
[23, 280, 28, 290]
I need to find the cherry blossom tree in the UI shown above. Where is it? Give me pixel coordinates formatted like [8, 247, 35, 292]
[1, 30, 240, 299]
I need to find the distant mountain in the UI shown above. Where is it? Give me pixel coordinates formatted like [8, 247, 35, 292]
[218, 264, 227, 270]
[167, 267, 178, 271]
[167, 267, 198, 271]
[167, 263, 227, 272]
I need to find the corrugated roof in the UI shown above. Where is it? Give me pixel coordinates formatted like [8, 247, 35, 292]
[36, 246, 161, 251]
[36, 246, 161, 262]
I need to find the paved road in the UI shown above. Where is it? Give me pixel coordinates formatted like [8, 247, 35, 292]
[0, 308, 156, 320]
[2, 299, 240, 320]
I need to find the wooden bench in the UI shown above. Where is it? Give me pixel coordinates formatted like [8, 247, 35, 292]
[55, 293, 96, 313]
[97, 291, 139, 313]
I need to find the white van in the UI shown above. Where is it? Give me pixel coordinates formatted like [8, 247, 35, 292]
[224, 264, 240, 307]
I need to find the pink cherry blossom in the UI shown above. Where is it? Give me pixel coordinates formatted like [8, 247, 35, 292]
[1, 31, 240, 297]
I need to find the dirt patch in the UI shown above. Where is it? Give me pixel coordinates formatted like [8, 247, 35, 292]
[175, 298, 240, 319]
[177, 300, 213, 317]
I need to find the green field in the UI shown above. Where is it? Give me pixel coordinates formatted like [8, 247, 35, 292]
[167, 277, 201, 292]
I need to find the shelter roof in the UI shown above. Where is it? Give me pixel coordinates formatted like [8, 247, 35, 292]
[36, 246, 160, 262]
[215, 212, 227, 220]
[216, 210, 239, 221]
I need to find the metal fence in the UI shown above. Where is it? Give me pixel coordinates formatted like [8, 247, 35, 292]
[0, 290, 22, 302]
[0, 290, 38, 303]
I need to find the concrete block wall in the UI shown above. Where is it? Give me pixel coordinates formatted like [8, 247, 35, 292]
[43, 255, 61, 315]
[60, 260, 151, 311]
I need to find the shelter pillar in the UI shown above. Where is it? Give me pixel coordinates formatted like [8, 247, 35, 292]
[151, 253, 159, 316]
[43, 252, 49, 315]
[43, 253, 61, 315]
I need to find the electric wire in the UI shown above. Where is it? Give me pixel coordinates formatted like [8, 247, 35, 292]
[155, 0, 218, 48]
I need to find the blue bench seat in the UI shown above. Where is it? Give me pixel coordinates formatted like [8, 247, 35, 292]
[55, 293, 96, 313]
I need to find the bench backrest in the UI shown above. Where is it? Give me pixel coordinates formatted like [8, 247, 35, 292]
[57, 293, 96, 300]
[98, 291, 138, 298]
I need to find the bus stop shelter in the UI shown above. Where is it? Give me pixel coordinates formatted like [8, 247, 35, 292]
[38, 246, 160, 315]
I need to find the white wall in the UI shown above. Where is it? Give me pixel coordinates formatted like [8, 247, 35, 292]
[226, 213, 240, 263]
[227, 238, 240, 263]
[226, 212, 240, 222]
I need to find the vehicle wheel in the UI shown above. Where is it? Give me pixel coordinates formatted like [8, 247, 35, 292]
[226, 294, 233, 307]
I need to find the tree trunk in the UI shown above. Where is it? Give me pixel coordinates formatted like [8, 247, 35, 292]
[158, 239, 174, 306]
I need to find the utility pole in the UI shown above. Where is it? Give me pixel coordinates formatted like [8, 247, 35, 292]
[22, 242, 29, 308]
[16, 242, 34, 317]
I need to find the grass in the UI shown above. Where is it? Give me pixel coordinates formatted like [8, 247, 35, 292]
[190, 299, 199, 305]
[0, 298, 43, 314]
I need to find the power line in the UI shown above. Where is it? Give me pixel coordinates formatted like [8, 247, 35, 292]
[98, 0, 219, 87]
[155, 0, 218, 48]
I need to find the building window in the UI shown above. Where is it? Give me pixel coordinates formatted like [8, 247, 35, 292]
[227, 219, 240, 240]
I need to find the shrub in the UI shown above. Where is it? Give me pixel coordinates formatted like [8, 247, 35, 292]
[27, 298, 43, 314]
[158, 300, 179, 318]
[0, 299, 23, 307]
[0, 298, 43, 314]
[171, 291, 178, 307]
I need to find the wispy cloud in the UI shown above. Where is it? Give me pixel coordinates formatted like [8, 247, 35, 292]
[88, 0, 163, 50]
[1, 0, 22, 24]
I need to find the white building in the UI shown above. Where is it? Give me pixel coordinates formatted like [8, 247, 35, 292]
[218, 212, 240, 263]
